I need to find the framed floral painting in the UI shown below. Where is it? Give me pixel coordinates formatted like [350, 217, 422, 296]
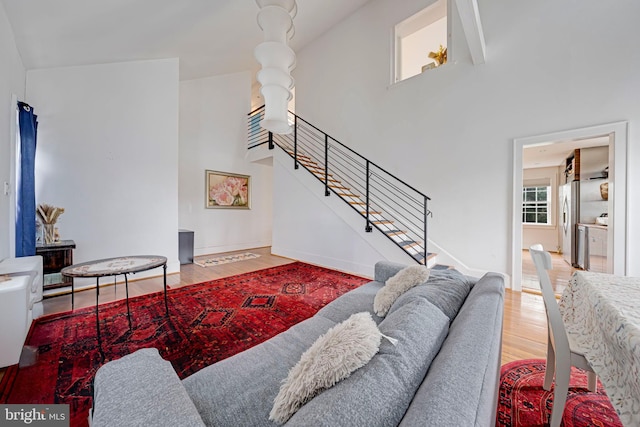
[205, 170, 250, 209]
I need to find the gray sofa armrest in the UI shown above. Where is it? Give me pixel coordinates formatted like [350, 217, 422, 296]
[373, 260, 408, 284]
[92, 348, 206, 427]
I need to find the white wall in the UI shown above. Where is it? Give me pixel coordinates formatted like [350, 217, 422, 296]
[179, 72, 273, 255]
[522, 166, 560, 252]
[0, 2, 26, 260]
[292, 0, 640, 277]
[25, 59, 180, 275]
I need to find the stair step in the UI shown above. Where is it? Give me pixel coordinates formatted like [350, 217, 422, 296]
[329, 184, 349, 190]
[289, 154, 313, 162]
[300, 162, 324, 175]
[285, 150, 312, 161]
[307, 166, 330, 175]
[360, 211, 382, 216]
[317, 175, 340, 183]
[348, 201, 366, 206]
[312, 170, 334, 177]
[372, 220, 393, 226]
[298, 159, 319, 168]
[385, 229, 407, 237]
[413, 252, 436, 264]
[335, 192, 360, 198]
[399, 240, 422, 250]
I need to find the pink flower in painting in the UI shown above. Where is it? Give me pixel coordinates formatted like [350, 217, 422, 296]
[209, 175, 249, 206]
[214, 189, 234, 206]
[224, 177, 244, 197]
[209, 184, 233, 206]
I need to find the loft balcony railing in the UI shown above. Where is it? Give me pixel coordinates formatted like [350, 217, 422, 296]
[247, 105, 432, 265]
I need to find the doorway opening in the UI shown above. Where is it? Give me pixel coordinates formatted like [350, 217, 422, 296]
[512, 122, 628, 293]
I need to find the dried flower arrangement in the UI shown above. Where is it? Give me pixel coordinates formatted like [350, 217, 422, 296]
[37, 204, 65, 243]
[428, 45, 447, 67]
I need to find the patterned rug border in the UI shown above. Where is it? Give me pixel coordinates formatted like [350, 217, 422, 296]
[194, 252, 260, 267]
[22, 261, 339, 323]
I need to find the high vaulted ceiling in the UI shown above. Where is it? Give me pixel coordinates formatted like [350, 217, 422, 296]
[1, 0, 372, 81]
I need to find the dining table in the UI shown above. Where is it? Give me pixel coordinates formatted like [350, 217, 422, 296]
[559, 270, 640, 426]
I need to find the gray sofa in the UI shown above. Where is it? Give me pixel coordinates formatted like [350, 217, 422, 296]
[91, 261, 505, 427]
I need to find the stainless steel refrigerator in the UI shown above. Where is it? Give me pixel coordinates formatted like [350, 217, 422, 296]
[559, 181, 580, 267]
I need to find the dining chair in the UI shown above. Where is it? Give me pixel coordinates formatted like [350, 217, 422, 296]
[529, 244, 597, 427]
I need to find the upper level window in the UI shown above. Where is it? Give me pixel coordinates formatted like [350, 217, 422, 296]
[393, 0, 448, 83]
[523, 186, 551, 225]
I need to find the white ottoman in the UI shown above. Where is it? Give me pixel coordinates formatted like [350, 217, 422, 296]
[0, 255, 44, 321]
[0, 275, 30, 367]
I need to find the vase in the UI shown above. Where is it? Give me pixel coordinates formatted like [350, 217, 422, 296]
[43, 224, 56, 244]
[600, 182, 608, 200]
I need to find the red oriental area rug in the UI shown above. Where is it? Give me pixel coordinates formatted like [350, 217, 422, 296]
[0, 262, 368, 427]
[497, 359, 622, 427]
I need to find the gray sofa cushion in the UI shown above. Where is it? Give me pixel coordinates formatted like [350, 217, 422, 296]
[270, 312, 382, 424]
[285, 297, 450, 427]
[373, 260, 407, 284]
[316, 280, 383, 324]
[92, 348, 206, 427]
[183, 315, 337, 427]
[388, 268, 474, 320]
[373, 265, 430, 317]
[399, 272, 505, 427]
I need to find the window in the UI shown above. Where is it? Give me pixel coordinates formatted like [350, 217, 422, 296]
[393, 0, 448, 83]
[522, 186, 551, 224]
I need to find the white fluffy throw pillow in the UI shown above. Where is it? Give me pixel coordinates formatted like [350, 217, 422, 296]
[269, 312, 382, 424]
[373, 265, 430, 317]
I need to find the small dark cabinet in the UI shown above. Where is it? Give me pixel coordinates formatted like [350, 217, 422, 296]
[36, 240, 76, 291]
[178, 230, 194, 265]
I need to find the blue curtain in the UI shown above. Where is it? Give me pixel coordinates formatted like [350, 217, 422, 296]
[16, 102, 38, 257]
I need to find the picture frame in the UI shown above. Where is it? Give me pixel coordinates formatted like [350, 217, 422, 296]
[205, 170, 251, 209]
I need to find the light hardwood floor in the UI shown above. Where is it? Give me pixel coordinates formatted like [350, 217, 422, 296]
[0, 247, 548, 383]
[521, 249, 577, 296]
[40, 247, 295, 314]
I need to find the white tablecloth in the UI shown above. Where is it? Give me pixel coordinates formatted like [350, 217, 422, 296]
[559, 271, 640, 426]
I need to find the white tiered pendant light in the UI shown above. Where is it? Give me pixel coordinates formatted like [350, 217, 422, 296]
[255, 0, 297, 135]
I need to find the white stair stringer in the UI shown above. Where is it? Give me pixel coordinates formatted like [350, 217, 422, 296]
[270, 148, 437, 277]
[276, 139, 432, 265]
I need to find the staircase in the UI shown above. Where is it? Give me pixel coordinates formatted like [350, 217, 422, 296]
[248, 106, 434, 266]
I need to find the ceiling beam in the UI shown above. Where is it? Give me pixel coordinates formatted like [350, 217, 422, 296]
[454, 0, 486, 65]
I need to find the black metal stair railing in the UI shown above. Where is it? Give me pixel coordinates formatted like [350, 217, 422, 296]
[247, 105, 432, 265]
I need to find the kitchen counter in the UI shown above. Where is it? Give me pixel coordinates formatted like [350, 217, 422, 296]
[578, 223, 608, 230]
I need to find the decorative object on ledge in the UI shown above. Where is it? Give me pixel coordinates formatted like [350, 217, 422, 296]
[422, 44, 447, 72]
[600, 182, 609, 200]
[254, 0, 297, 134]
[205, 170, 250, 209]
[421, 63, 437, 72]
[428, 44, 447, 67]
[36, 203, 65, 244]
